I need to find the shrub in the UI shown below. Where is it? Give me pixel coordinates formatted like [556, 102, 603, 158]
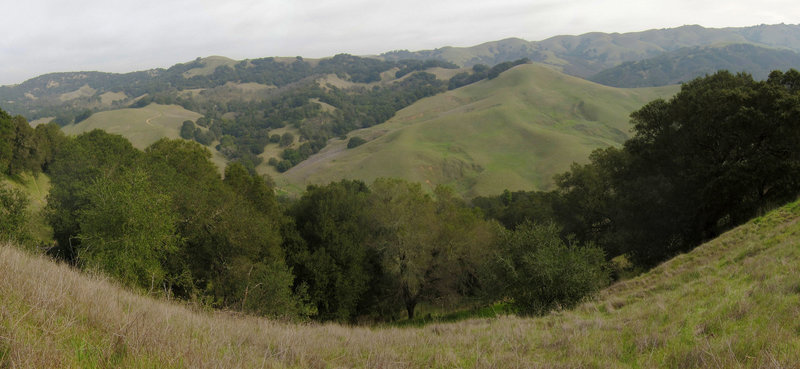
[490, 221, 609, 315]
[347, 136, 367, 149]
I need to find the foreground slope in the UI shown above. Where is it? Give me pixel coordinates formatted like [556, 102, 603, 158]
[281, 64, 677, 197]
[3, 198, 800, 367]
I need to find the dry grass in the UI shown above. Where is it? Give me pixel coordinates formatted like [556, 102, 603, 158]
[3, 201, 800, 368]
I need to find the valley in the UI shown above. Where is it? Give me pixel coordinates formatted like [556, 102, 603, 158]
[2, 21, 800, 368]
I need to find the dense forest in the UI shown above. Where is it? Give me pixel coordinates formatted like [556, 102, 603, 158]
[3, 69, 800, 323]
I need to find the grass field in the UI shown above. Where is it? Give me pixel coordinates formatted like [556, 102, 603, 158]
[279, 63, 678, 197]
[2, 197, 799, 367]
[60, 104, 228, 170]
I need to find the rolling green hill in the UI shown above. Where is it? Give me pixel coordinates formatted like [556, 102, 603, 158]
[3, 196, 799, 367]
[278, 63, 678, 197]
[60, 104, 228, 169]
[590, 43, 800, 87]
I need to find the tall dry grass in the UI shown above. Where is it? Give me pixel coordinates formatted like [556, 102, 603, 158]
[2, 201, 800, 368]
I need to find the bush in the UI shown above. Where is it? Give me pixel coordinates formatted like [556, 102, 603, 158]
[276, 160, 292, 172]
[279, 132, 294, 147]
[0, 184, 31, 242]
[489, 222, 609, 315]
[347, 136, 367, 149]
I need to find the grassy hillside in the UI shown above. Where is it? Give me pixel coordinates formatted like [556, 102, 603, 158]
[60, 104, 228, 169]
[279, 64, 678, 197]
[2, 196, 800, 367]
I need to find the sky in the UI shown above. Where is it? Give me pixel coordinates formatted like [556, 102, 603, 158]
[1, 0, 799, 85]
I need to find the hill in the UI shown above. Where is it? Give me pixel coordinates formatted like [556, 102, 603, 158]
[59, 104, 229, 170]
[381, 23, 800, 79]
[2, 195, 799, 367]
[590, 43, 800, 87]
[278, 63, 678, 197]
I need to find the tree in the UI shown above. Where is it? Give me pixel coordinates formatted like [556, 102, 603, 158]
[76, 168, 180, 290]
[365, 179, 498, 319]
[45, 130, 142, 261]
[280, 132, 294, 147]
[180, 120, 196, 140]
[347, 136, 366, 149]
[488, 222, 608, 315]
[288, 180, 375, 321]
[0, 109, 13, 174]
[0, 184, 30, 243]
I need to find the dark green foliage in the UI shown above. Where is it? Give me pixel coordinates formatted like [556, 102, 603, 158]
[269, 134, 280, 143]
[448, 59, 527, 90]
[42, 135, 311, 318]
[179, 120, 196, 140]
[279, 132, 294, 147]
[45, 130, 142, 261]
[488, 70, 800, 267]
[473, 189, 558, 230]
[287, 180, 374, 321]
[74, 109, 93, 124]
[488, 222, 608, 315]
[346, 136, 366, 149]
[394, 59, 459, 78]
[193, 129, 215, 146]
[487, 58, 530, 79]
[0, 185, 30, 242]
[0, 109, 14, 173]
[365, 180, 499, 319]
[76, 167, 180, 289]
[276, 160, 292, 172]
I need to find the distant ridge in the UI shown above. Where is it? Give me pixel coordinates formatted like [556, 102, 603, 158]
[381, 24, 800, 78]
[590, 43, 800, 87]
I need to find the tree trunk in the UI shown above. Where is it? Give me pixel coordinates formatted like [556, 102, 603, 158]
[406, 300, 417, 320]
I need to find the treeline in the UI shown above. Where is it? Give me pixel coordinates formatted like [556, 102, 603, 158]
[476, 69, 800, 266]
[448, 58, 530, 90]
[5, 70, 800, 323]
[1, 105, 609, 321]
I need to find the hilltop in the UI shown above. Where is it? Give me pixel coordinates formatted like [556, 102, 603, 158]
[280, 63, 677, 197]
[590, 43, 800, 87]
[382, 23, 800, 78]
[2, 196, 799, 367]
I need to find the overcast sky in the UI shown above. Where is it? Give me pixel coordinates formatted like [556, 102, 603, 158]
[1, 0, 799, 85]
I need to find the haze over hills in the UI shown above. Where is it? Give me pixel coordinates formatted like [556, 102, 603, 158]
[590, 43, 800, 87]
[382, 23, 800, 78]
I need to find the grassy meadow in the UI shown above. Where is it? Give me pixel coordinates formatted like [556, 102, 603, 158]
[280, 64, 678, 197]
[60, 104, 228, 170]
[3, 197, 799, 368]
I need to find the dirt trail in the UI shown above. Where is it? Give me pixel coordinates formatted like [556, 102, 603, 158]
[144, 111, 163, 127]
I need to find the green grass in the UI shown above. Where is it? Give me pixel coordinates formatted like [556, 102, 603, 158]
[280, 63, 678, 197]
[3, 198, 800, 367]
[60, 104, 228, 170]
